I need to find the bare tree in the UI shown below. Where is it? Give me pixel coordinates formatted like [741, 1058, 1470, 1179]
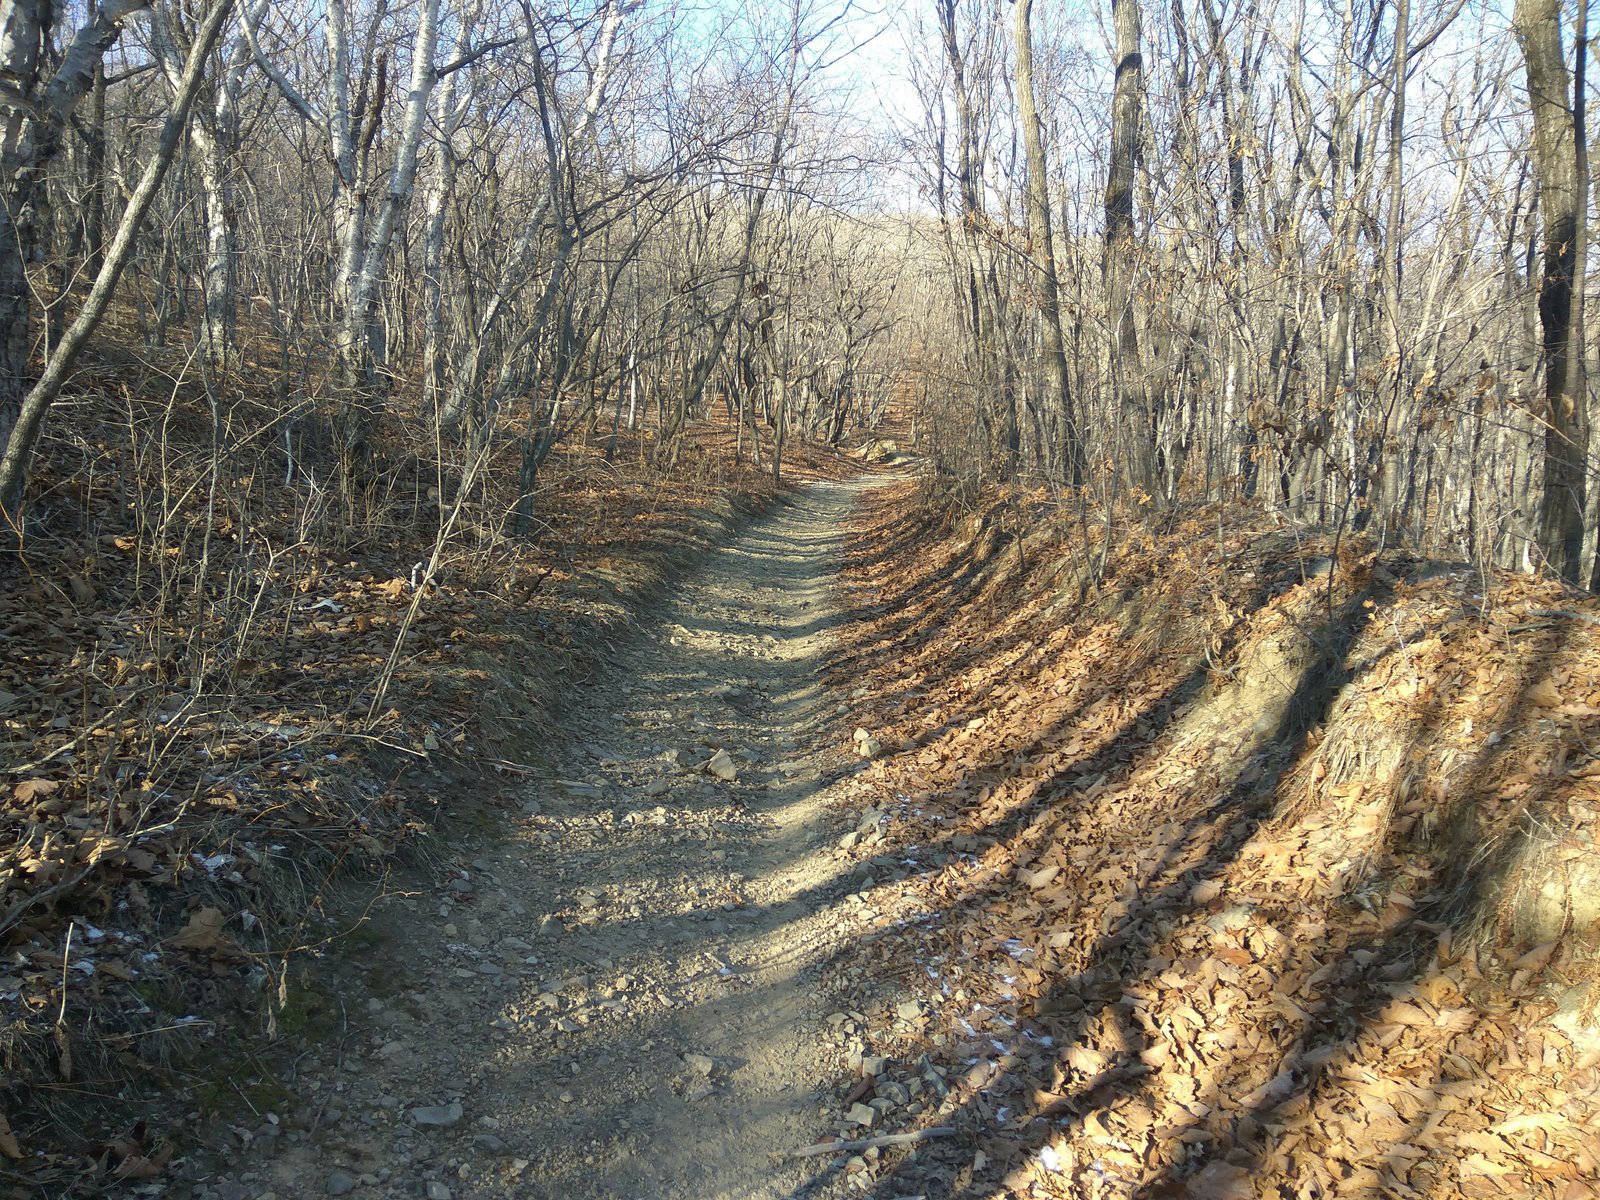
[0, 0, 150, 461]
[1106, 0, 1153, 489]
[0, 0, 236, 526]
[1515, 0, 1590, 584]
[148, 0, 257, 370]
[1012, 0, 1082, 484]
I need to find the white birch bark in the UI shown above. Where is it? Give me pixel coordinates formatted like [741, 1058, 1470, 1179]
[342, 0, 442, 386]
[149, 4, 254, 369]
[326, 0, 363, 385]
[0, 0, 234, 523]
[0, 0, 149, 451]
[439, 0, 627, 428]
[422, 0, 478, 412]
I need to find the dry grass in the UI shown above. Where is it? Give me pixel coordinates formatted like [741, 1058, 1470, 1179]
[0, 303, 876, 1183]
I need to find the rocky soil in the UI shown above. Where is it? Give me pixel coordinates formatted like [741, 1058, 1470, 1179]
[179, 477, 930, 1200]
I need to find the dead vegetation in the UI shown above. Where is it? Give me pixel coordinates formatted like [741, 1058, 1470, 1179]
[0, 321, 868, 1189]
[820, 477, 1600, 1199]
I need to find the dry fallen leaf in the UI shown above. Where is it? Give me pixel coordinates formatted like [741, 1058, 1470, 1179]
[1065, 1043, 1109, 1076]
[13, 778, 59, 803]
[0, 1110, 21, 1160]
[1510, 941, 1558, 973]
[1190, 879, 1223, 905]
[1529, 678, 1563, 708]
[169, 906, 237, 955]
[112, 1141, 173, 1180]
[1022, 864, 1062, 890]
[1185, 1161, 1254, 1199]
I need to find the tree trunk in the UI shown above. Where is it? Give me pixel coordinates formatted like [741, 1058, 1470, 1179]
[1515, 0, 1590, 583]
[82, 18, 109, 277]
[151, 6, 253, 372]
[1012, 0, 1083, 486]
[0, 0, 235, 528]
[1106, 0, 1154, 490]
[336, 0, 441, 467]
[0, 0, 150, 457]
[422, 3, 472, 414]
[194, 122, 237, 369]
[935, 0, 1015, 480]
[437, 0, 626, 431]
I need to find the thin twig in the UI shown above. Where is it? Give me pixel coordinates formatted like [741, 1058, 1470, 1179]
[57, 922, 74, 1025]
[1529, 607, 1600, 628]
[484, 758, 542, 776]
[0, 864, 96, 940]
[338, 730, 429, 757]
[2, 683, 162, 774]
[123, 1020, 217, 1037]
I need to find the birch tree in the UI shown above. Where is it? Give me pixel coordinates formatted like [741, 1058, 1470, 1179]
[1012, 0, 1082, 484]
[148, 0, 257, 370]
[0, 0, 236, 526]
[245, 0, 444, 462]
[0, 0, 151, 467]
[1106, 0, 1153, 489]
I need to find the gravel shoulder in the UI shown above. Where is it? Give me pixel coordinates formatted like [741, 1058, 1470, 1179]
[193, 478, 883, 1200]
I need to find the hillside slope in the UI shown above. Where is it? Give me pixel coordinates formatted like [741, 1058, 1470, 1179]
[0, 332, 868, 1185]
[811, 479, 1600, 1199]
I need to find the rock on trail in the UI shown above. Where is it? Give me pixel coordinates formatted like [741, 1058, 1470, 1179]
[188, 479, 884, 1200]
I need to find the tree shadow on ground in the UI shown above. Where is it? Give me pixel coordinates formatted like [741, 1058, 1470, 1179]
[807, 488, 1599, 1200]
[841, 582, 1384, 1199]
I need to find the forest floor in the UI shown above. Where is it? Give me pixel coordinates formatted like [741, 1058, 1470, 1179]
[176, 476, 898, 1200]
[12, 441, 1600, 1200]
[805, 479, 1600, 1200]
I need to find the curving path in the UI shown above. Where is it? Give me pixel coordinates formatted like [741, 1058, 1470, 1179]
[195, 479, 881, 1200]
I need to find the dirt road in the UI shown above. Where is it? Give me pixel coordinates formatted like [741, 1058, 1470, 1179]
[193, 479, 884, 1200]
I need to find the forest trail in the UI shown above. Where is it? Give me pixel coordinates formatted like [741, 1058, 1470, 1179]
[206, 479, 881, 1200]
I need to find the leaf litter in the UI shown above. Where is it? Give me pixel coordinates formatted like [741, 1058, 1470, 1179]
[0, 379, 863, 1189]
[811, 478, 1600, 1200]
